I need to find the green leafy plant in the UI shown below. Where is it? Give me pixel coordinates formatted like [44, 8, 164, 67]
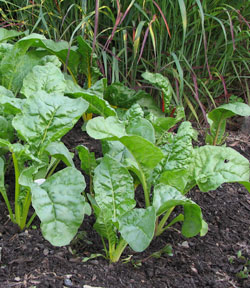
[77, 104, 250, 262]
[0, 57, 92, 246]
[206, 102, 250, 145]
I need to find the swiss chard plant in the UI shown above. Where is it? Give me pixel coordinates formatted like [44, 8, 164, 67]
[206, 102, 250, 145]
[0, 58, 92, 246]
[79, 104, 250, 262]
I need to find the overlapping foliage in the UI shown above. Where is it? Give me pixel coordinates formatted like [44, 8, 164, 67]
[1, 0, 249, 122]
[0, 18, 249, 264]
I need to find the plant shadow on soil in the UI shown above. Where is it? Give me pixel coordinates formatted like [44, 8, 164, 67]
[0, 119, 249, 288]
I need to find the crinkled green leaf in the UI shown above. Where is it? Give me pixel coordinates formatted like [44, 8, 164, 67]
[118, 207, 156, 252]
[0, 28, 24, 43]
[77, 145, 97, 175]
[126, 118, 155, 143]
[94, 209, 117, 245]
[30, 167, 90, 246]
[45, 142, 75, 167]
[104, 82, 146, 108]
[12, 92, 89, 150]
[123, 103, 144, 121]
[142, 71, 173, 113]
[193, 146, 250, 192]
[93, 155, 136, 219]
[86, 116, 126, 139]
[77, 36, 101, 86]
[161, 122, 195, 171]
[21, 62, 66, 97]
[68, 91, 116, 117]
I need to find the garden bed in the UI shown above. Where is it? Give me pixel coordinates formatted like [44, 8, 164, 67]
[0, 120, 249, 288]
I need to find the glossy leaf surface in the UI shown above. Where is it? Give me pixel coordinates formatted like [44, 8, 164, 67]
[30, 167, 90, 246]
[93, 155, 135, 218]
[12, 92, 88, 150]
[118, 207, 156, 252]
[193, 146, 250, 191]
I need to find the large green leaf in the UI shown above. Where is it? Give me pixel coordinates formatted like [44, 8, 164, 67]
[12, 92, 88, 151]
[193, 146, 250, 192]
[86, 116, 126, 139]
[68, 91, 116, 117]
[118, 207, 156, 252]
[21, 62, 66, 97]
[30, 167, 90, 246]
[93, 155, 136, 218]
[208, 102, 250, 121]
[18, 34, 80, 78]
[154, 122, 197, 191]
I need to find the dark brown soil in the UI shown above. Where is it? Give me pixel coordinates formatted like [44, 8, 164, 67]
[0, 120, 249, 288]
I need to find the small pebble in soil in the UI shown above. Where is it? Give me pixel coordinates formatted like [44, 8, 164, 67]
[64, 278, 73, 287]
[43, 248, 49, 256]
[180, 241, 189, 248]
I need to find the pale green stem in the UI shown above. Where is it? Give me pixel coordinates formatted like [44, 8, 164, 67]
[12, 153, 21, 227]
[46, 159, 60, 178]
[110, 238, 128, 263]
[0, 187, 15, 223]
[20, 189, 31, 230]
[155, 207, 175, 237]
[26, 212, 37, 229]
[141, 173, 150, 208]
[213, 116, 223, 146]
